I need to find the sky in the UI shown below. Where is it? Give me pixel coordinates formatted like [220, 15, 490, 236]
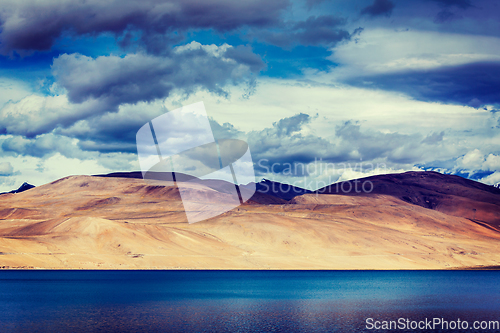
[0, 0, 500, 191]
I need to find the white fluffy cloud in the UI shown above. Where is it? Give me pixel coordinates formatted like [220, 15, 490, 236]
[329, 28, 500, 79]
[0, 162, 14, 176]
[455, 149, 485, 171]
[0, 78, 33, 108]
[452, 149, 500, 184]
[0, 94, 101, 137]
[483, 154, 500, 171]
[480, 172, 500, 186]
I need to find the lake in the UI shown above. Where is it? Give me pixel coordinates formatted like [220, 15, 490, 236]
[0, 270, 499, 332]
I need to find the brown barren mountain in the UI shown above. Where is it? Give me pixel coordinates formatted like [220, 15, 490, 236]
[317, 171, 500, 230]
[1, 171, 500, 270]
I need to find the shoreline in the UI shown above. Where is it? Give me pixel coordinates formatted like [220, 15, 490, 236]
[2, 266, 500, 271]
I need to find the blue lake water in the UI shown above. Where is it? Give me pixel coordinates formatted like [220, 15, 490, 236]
[0, 270, 499, 332]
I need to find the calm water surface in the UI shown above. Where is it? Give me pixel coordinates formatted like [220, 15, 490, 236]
[0, 270, 499, 332]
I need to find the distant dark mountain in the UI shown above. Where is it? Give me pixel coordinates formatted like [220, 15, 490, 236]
[249, 179, 312, 201]
[0, 182, 35, 195]
[16, 182, 35, 193]
[95, 171, 144, 179]
[95, 172, 310, 203]
[316, 171, 500, 229]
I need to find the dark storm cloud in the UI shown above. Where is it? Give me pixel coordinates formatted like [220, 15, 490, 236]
[60, 116, 152, 154]
[0, 107, 445, 171]
[346, 61, 500, 107]
[305, 0, 328, 9]
[360, 0, 395, 17]
[77, 140, 137, 154]
[53, 45, 263, 110]
[335, 121, 425, 164]
[430, 0, 473, 23]
[273, 113, 311, 135]
[52, 53, 175, 108]
[223, 45, 266, 72]
[58, 112, 331, 167]
[208, 119, 245, 141]
[421, 131, 445, 145]
[257, 15, 351, 47]
[0, 43, 264, 138]
[431, 0, 473, 9]
[55, 102, 170, 154]
[0, 0, 289, 55]
[434, 9, 456, 23]
[55, 106, 244, 155]
[292, 16, 351, 45]
[248, 115, 433, 175]
[62, 44, 261, 102]
[245, 113, 342, 174]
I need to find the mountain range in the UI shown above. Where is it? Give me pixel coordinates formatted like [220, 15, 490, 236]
[0, 182, 35, 195]
[1, 171, 499, 270]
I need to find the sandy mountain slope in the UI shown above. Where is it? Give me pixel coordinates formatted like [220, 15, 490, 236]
[317, 171, 500, 229]
[1, 173, 500, 269]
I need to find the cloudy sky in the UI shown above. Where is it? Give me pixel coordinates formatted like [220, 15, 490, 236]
[1, 0, 500, 191]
